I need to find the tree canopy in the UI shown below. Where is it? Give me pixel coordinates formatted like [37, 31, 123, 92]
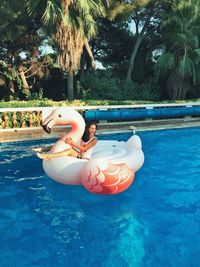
[1, 0, 200, 101]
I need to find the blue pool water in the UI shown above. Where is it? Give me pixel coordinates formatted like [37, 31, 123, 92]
[0, 128, 200, 267]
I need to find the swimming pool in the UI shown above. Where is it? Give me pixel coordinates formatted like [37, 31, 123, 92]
[0, 128, 200, 267]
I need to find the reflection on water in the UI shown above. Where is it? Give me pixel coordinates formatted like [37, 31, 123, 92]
[0, 129, 200, 266]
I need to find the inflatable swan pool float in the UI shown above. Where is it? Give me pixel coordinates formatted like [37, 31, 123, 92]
[41, 107, 144, 194]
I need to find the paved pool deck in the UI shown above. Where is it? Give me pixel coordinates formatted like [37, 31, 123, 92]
[1, 117, 200, 143]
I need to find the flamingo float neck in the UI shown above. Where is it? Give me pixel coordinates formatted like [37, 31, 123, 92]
[42, 108, 85, 153]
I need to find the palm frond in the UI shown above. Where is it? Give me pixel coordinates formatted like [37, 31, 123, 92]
[194, 48, 200, 58]
[156, 53, 174, 71]
[25, 0, 111, 72]
[26, 0, 62, 25]
[173, 33, 198, 49]
[179, 55, 194, 77]
[42, 1, 62, 25]
[154, 52, 174, 80]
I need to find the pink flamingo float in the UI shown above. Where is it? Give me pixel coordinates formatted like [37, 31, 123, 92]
[41, 107, 144, 194]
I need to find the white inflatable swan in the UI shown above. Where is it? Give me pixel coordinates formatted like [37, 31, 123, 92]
[41, 107, 144, 194]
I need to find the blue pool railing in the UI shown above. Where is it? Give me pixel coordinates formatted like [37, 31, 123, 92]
[84, 105, 200, 121]
[1, 103, 200, 130]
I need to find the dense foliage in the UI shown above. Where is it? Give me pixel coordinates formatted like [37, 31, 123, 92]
[1, 0, 200, 103]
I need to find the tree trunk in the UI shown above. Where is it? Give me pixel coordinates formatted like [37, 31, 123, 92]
[180, 85, 187, 99]
[0, 75, 6, 100]
[80, 50, 87, 81]
[126, 35, 143, 81]
[84, 40, 96, 69]
[6, 80, 15, 101]
[18, 66, 30, 98]
[167, 69, 184, 100]
[67, 71, 74, 100]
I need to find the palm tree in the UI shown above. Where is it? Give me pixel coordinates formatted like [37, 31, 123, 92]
[26, 0, 109, 100]
[155, 0, 200, 100]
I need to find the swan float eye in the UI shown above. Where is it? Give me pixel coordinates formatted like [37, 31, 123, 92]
[58, 114, 62, 118]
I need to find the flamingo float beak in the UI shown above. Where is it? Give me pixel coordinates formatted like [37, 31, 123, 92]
[42, 124, 51, 134]
[41, 117, 55, 134]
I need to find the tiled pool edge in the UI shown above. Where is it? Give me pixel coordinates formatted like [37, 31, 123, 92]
[1, 118, 200, 143]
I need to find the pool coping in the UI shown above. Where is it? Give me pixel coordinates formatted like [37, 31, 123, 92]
[1, 117, 200, 143]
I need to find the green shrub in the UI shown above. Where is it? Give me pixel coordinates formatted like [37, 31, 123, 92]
[77, 70, 161, 101]
[77, 70, 123, 100]
[121, 80, 161, 101]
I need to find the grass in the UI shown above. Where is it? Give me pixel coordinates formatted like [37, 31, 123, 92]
[0, 98, 200, 108]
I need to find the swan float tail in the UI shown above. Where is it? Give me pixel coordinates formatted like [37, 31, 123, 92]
[81, 158, 135, 194]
